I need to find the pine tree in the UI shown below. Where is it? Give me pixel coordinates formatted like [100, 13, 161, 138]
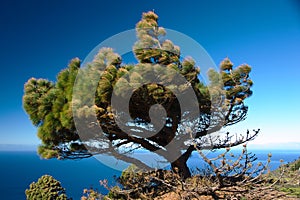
[23, 11, 257, 178]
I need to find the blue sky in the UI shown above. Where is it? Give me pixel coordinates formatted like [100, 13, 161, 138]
[0, 0, 299, 148]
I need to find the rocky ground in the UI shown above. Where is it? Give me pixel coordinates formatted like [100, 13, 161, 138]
[154, 186, 299, 200]
[154, 158, 300, 200]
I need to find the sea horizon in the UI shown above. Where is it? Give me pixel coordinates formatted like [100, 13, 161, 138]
[1, 142, 300, 151]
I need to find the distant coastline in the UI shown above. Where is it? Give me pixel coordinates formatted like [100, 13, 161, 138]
[247, 142, 300, 151]
[1, 142, 300, 152]
[0, 144, 37, 151]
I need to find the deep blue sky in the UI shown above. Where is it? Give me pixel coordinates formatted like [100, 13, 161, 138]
[1, 0, 299, 147]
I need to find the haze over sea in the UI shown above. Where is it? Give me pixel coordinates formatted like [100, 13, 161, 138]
[0, 146, 299, 200]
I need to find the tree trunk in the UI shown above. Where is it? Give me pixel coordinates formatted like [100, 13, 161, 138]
[171, 146, 194, 179]
[171, 157, 191, 179]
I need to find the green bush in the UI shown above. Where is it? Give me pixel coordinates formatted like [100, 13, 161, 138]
[291, 158, 300, 171]
[25, 175, 68, 200]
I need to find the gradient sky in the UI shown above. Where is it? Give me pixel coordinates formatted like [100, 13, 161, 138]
[0, 0, 299, 148]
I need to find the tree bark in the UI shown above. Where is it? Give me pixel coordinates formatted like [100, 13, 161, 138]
[171, 145, 194, 179]
[170, 130, 209, 178]
[171, 157, 191, 179]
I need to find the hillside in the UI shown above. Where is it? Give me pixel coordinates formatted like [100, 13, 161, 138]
[268, 157, 300, 198]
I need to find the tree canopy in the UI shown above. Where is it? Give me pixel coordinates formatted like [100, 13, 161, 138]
[23, 11, 258, 178]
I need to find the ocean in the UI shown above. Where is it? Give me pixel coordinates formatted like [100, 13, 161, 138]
[0, 151, 120, 200]
[0, 149, 299, 200]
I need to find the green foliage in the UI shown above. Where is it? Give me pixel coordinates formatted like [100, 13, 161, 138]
[25, 175, 68, 200]
[209, 59, 253, 103]
[37, 145, 59, 159]
[23, 78, 54, 126]
[23, 58, 84, 158]
[279, 187, 300, 198]
[119, 164, 141, 185]
[291, 158, 300, 171]
[134, 11, 180, 65]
